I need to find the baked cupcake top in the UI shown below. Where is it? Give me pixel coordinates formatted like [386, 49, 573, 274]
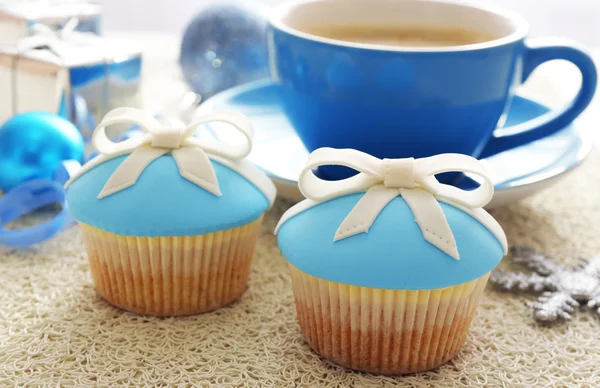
[276, 148, 507, 290]
[66, 108, 276, 236]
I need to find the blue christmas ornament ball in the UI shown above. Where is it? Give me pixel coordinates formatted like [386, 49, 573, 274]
[0, 112, 85, 192]
[180, 1, 269, 100]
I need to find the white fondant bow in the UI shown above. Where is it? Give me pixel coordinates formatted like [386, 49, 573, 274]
[275, 148, 507, 260]
[65, 107, 276, 205]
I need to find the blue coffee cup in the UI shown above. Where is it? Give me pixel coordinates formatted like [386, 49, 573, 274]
[268, 0, 597, 179]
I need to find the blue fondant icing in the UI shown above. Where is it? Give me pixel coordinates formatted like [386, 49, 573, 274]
[277, 193, 504, 290]
[66, 154, 270, 236]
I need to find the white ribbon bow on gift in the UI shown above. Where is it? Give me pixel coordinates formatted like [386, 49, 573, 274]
[275, 148, 507, 260]
[65, 107, 276, 204]
[13, 18, 84, 59]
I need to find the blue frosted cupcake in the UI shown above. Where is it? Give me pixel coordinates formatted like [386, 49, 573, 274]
[276, 148, 507, 374]
[66, 108, 276, 316]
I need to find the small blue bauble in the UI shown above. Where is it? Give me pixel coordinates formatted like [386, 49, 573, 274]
[0, 112, 85, 192]
[180, 1, 269, 100]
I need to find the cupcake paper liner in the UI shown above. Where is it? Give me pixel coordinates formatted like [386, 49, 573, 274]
[80, 217, 263, 316]
[288, 263, 489, 374]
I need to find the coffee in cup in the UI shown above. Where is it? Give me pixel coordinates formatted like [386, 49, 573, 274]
[303, 25, 496, 48]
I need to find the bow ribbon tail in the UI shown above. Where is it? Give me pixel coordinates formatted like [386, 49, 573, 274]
[98, 146, 168, 199]
[334, 185, 399, 241]
[172, 147, 221, 197]
[400, 188, 460, 260]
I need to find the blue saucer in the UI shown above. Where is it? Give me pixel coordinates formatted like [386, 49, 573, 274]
[200, 80, 591, 208]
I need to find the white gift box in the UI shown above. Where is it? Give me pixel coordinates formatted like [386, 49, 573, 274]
[0, 28, 142, 136]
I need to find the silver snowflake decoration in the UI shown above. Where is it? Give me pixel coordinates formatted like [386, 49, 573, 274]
[490, 246, 600, 323]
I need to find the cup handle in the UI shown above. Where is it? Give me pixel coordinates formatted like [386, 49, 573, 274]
[480, 38, 597, 158]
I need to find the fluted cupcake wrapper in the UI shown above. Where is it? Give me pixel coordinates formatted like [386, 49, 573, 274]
[288, 263, 489, 375]
[80, 217, 262, 317]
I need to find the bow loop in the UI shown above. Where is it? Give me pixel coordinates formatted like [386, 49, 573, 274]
[182, 110, 254, 161]
[13, 31, 68, 60]
[91, 107, 158, 155]
[413, 154, 494, 208]
[299, 148, 384, 202]
[30, 18, 79, 38]
[278, 148, 496, 261]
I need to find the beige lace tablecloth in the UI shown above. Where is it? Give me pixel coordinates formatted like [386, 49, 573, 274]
[1, 33, 599, 387]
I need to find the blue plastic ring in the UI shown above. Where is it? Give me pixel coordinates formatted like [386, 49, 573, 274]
[0, 180, 71, 249]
